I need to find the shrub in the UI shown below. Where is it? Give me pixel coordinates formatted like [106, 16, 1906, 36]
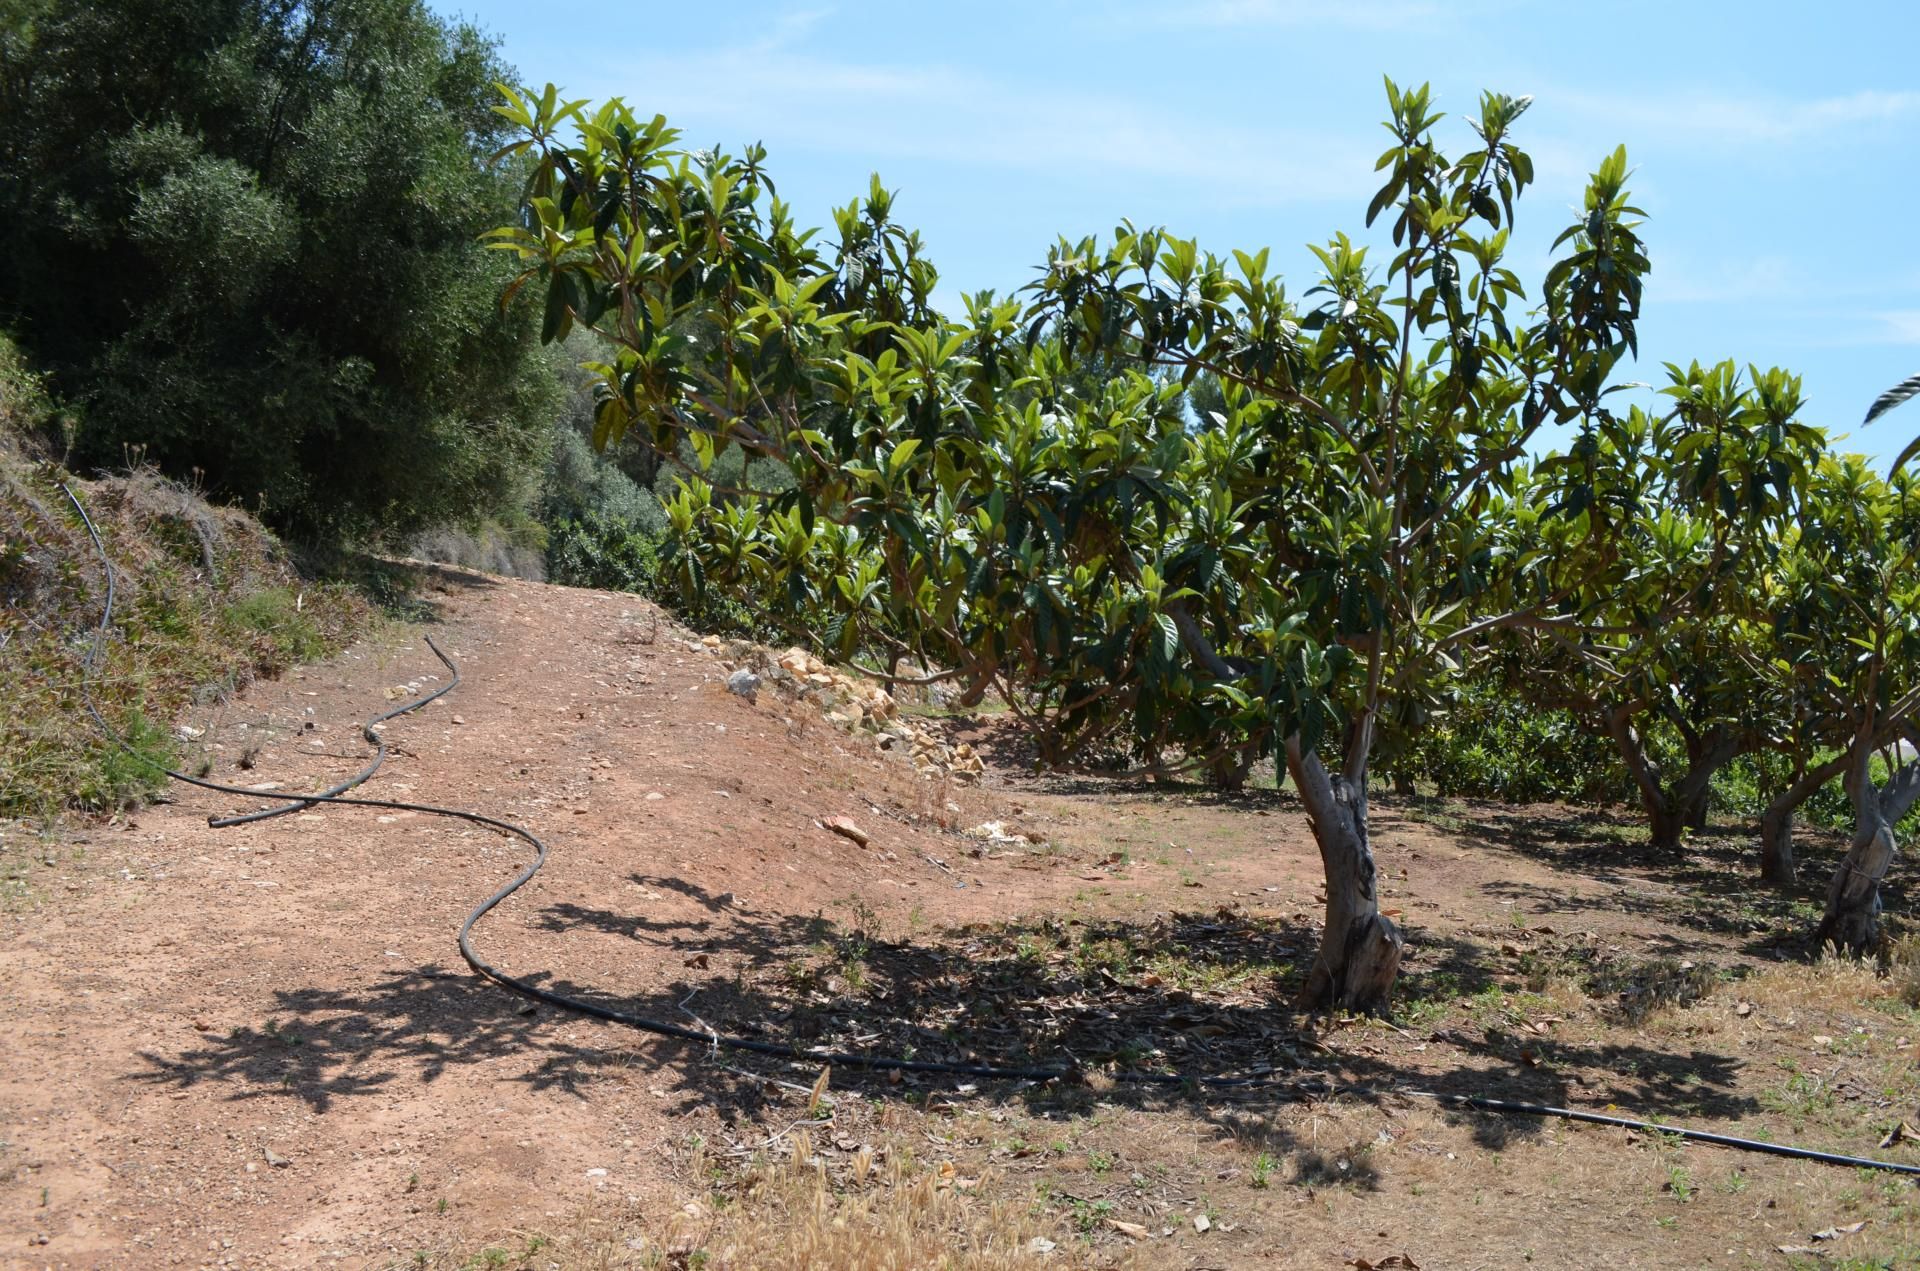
[1390, 678, 1624, 803]
[540, 428, 667, 534]
[545, 512, 773, 641]
[0, 451, 367, 819]
[225, 588, 328, 664]
[0, 332, 65, 455]
[0, 0, 561, 544]
[85, 707, 178, 810]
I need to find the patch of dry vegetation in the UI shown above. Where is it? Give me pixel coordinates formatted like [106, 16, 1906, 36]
[424, 1126, 1094, 1271]
[0, 441, 366, 820]
[690, 1137, 1069, 1271]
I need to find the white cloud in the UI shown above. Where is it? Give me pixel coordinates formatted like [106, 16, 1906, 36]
[1620, 254, 1920, 339]
[591, 50, 1380, 207]
[752, 5, 834, 53]
[1558, 87, 1920, 146]
[1652, 253, 1799, 305]
[1874, 311, 1920, 345]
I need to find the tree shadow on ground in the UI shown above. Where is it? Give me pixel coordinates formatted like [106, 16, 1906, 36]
[127, 966, 619, 1112]
[127, 896, 1762, 1172]
[1370, 797, 1909, 961]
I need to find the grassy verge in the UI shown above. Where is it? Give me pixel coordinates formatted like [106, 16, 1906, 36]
[0, 446, 367, 820]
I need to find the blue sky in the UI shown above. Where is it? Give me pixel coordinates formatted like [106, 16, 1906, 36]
[441, 0, 1920, 466]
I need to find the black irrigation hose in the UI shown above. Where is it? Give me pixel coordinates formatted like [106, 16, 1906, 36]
[209, 644, 460, 827]
[1404, 1093, 1920, 1175]
[53, 484, 461, 824]
[56, 484, 1920, 1176]
[59, 483, 1084, 1084]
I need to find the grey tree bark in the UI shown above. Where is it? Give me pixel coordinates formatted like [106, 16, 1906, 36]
[1817, 750, 1920, 954]
[1758, 807, 1796, 886]
[1167, 601, 1404, 1012]
[1286, 736, 1403, 1014]
[1757, 751, 1852, 887]
[1606, 708, 1740, 851]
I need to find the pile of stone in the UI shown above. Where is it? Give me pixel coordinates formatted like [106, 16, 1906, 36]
[700, 638, 984, 783]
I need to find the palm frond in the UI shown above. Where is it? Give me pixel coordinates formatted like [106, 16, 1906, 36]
[1865, 373, 1920, 473]
[1864, 373, 1920, 426]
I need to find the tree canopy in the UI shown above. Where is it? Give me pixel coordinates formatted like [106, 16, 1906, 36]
[493, 79, 1909, 1009]
[0, 0, 560, 540]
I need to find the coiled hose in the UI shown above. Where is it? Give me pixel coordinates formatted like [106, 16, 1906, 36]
[57, 483, 1920, 1176]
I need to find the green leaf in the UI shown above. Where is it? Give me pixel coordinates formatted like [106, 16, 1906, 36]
[887, 438, 922, 474]
[541, 271, 576, 344]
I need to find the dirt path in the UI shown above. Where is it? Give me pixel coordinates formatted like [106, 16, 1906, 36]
[5, 568, 1916, 1269]
[0, 569, 1117, 1267]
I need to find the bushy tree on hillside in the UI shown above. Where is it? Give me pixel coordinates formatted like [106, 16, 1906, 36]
[0, 0, 559, 541]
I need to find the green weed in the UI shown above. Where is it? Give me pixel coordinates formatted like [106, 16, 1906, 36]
[226, 588, 327, 661]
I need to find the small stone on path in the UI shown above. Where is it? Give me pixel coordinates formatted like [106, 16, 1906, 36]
[822, 816, 869, 847]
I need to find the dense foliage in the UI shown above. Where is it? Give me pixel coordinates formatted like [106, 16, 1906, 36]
[485, 82, 1674, 1008]
[489, 81, 1920, 994]
[1385, 678, 1622, 805]
[0, 0, 560, 541]
[4, 13, 1905, 1006]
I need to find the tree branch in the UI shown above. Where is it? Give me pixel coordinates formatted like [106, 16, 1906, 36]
[1164, 599, 1257, 678]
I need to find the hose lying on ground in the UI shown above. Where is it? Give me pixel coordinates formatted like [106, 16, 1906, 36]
[57, 483, 1920, 1176]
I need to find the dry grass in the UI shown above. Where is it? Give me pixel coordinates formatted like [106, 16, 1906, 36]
[0, 452, 367, 820]
[415, 907, 1920, 1268]
[1891, 933, 1920, 1010]
[1732, 942, 1920, 1016]
[424, 1128, 1107, 1271]
[689, 1138, 1075, 1271]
